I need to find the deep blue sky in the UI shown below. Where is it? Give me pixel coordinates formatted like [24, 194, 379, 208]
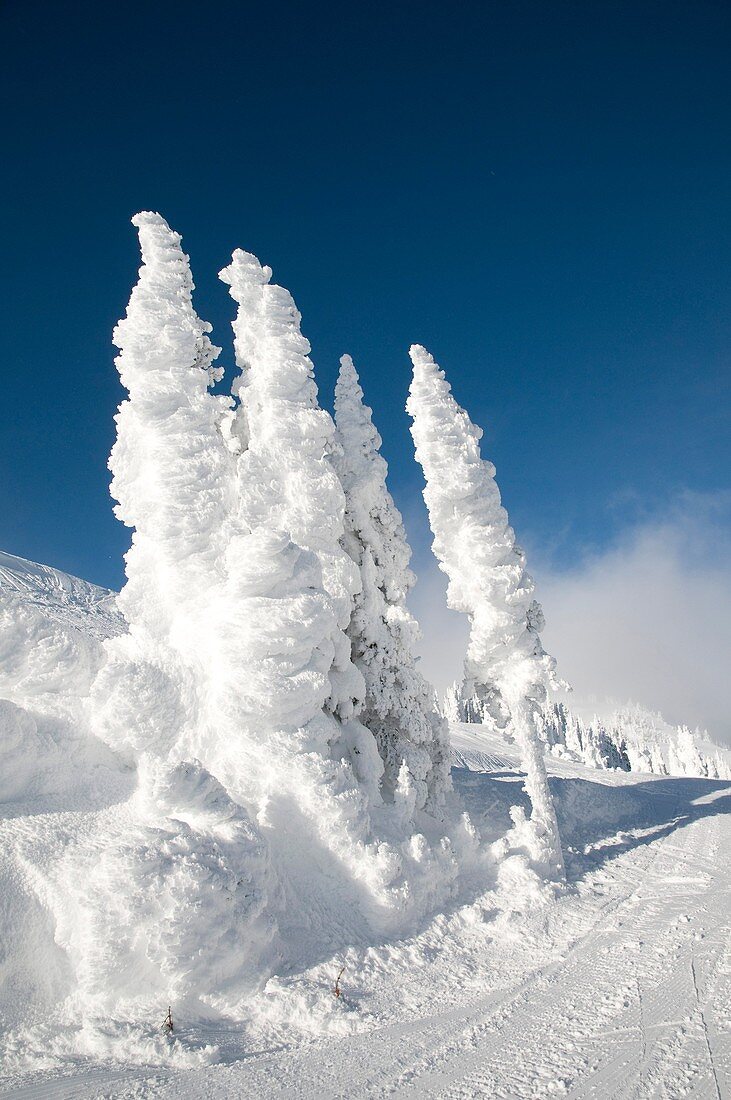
[1, 0, 729, 592]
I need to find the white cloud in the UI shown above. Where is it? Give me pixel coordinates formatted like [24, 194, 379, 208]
[408, 491, 731, 745]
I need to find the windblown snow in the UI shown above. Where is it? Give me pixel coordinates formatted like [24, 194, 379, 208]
[0, 212, 728, 1099]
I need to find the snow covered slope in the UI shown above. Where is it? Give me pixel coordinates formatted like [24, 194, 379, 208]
[0, 554, 132, 1074]
[2, 648, 729, 1100]
[0, 551, 124, 805]
[0, 550, 120, 635]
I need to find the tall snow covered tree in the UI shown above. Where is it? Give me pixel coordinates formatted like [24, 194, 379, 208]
[108, 212, 232, 670]
[333, 354, 451, 815]
[76, 213, 277, 1027]
[407, 344, 564, 880]
[216, 254, 459, 925]
[219, 251, 363, 722]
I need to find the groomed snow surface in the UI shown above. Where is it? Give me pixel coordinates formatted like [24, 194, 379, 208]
[1, 552, 729, 1098]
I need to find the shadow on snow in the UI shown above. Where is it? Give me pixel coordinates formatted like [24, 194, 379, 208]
[452, 765, 731, 884]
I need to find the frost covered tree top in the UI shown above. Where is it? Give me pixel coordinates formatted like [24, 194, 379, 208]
[334, 354, 385, 482]
[218, 249, 329, 458]
[334, 354, 451, 813]
[116, 212, 223, 392]
[110, 212, 233, 643]
[219, 251, 349, 555]
[407, 343, 553, 702]
[334, 354, 414, 603]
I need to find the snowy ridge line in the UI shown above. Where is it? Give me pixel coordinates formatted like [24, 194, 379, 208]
[0, 550, 110, 604]
[0, 550, 121, 632]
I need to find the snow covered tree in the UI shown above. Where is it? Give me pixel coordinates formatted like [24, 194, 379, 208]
[407, 344, 564, 880]
[442, 682, 462, 724]
[91, 211, 244, 763]
[671, 725, 706, 777]
[108, 213, 232, 661]
[96, 211, 249, 765]
[216, 254, 459, 924]
[219, 251, 363, 722]
[333, 354, 451, 815]
[77, 213, 276, 1028]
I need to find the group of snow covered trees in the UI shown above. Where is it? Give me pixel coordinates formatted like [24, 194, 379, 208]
[535, 700, 731, 779]
[446, 687, 731, 781]
[67, 212, 568, 1026]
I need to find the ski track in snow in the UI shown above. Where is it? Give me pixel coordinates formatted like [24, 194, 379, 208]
[3, 732, 729, 1100]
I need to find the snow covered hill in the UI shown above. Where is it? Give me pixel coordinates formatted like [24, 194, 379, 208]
[2, 719, 730, 1096]
[0, 551, 119, 625]
[0, 551, 124, 805]
[0, 554, 729, 1097]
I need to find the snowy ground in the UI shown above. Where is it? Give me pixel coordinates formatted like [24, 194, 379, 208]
[3, 721, 729, 1099]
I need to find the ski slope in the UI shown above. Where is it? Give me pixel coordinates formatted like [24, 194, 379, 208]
[1, 554, 729, 1098]
[3, 728, 729, 1097]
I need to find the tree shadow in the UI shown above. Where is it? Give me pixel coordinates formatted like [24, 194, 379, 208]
[452, 764, 731, 884]
[555, 774, 731, 882]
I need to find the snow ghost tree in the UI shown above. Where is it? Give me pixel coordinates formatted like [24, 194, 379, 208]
[66, 213, 276, 1030]
[333, 354, 451, 815]
[219, 251, 363, 723]
[93, 211, 238, 765]
[216, 253, 458, 929]
[407, 345, 564, 880]
[108, 214, 231, 659]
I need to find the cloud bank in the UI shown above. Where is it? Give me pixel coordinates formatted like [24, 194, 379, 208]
[409, 491, 731, 745]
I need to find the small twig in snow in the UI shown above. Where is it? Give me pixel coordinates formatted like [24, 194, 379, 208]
[332, 966, 346, 999]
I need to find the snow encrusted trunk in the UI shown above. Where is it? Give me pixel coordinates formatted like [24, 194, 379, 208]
[407, 345, 564, 881]
[333, 354, 451, 816]
[217, 254, 459, 928]
[63, 214, 276, 1032]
